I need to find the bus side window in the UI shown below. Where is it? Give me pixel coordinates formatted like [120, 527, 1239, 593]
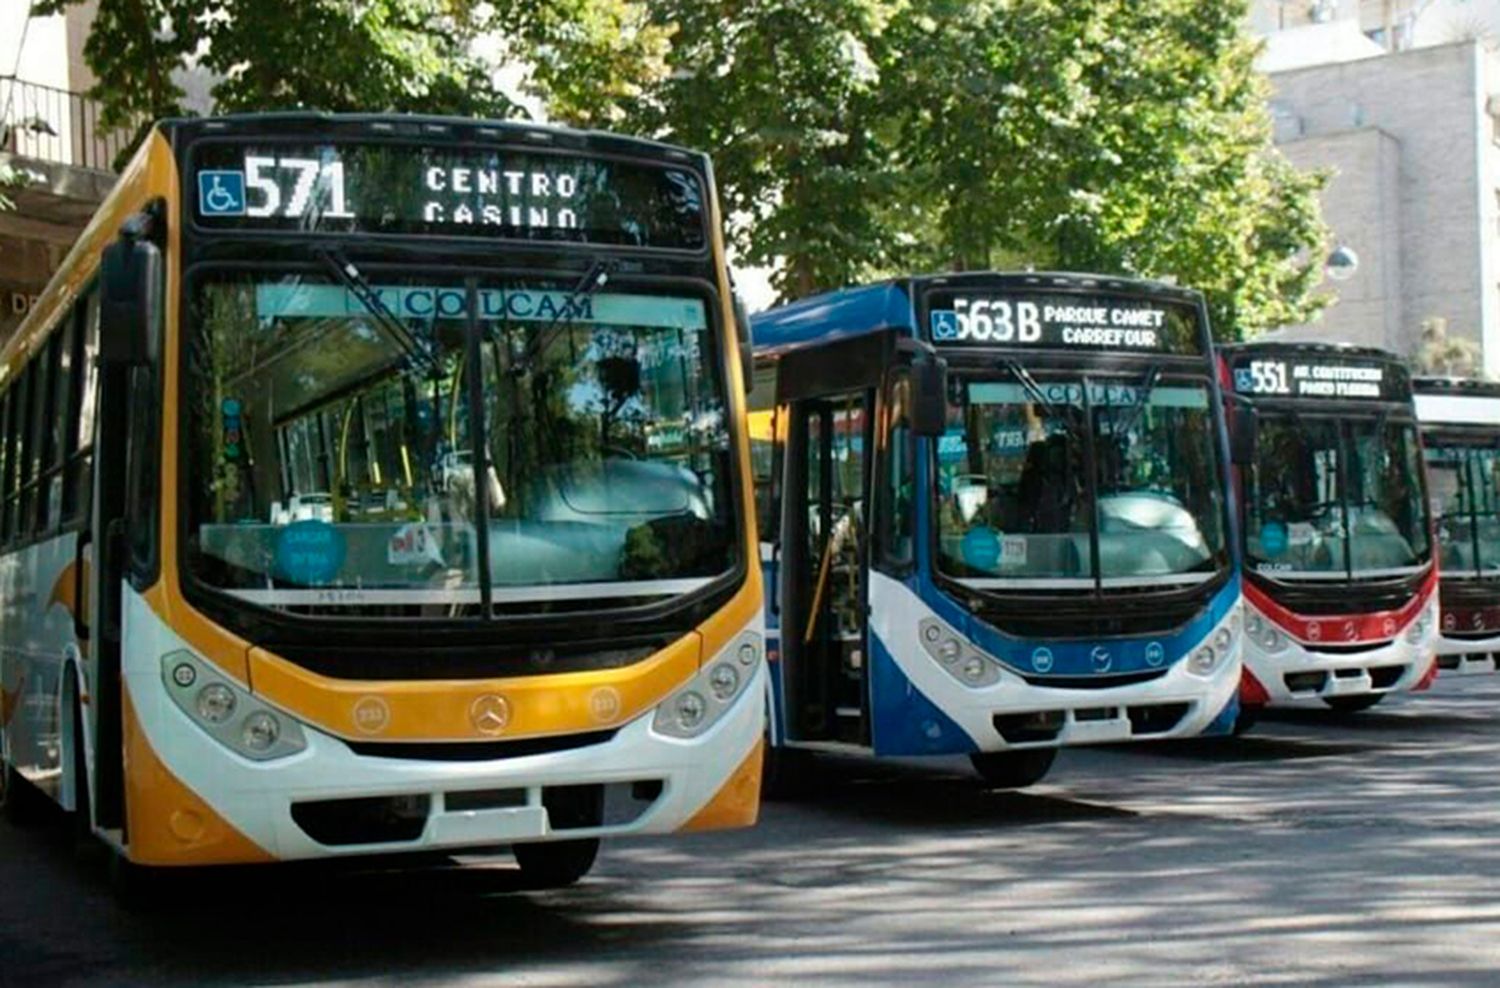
[878, 374, 915, 571]
[64, 289, 99, 527]
[747, 363, 782, 547]
[0, 389, 8, 543]
[12, 363, 34, 540]
[39, 311, 76, 534]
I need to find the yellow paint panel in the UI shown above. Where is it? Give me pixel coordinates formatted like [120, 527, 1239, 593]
[679, 738, 762, 832]
[141, 583, 252, 686]
[247, 632, 701, 742]
[695, 566, 762, 660]
[122, 690, 275, 866]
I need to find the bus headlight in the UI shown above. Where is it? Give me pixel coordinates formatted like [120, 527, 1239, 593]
[1189, 646, 1219, 676]
[653, 632, 760, 739]
[1404, 601, 1436, 645]
[161, 651, 307, 761]
[917, 618, 1003, 688]
[1246, 605, 1288, 654]
[1188, 606, 1239, 678]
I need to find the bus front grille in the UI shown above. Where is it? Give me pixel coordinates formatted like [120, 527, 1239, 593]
[345, 729, 617, 762]
[291, 794, 431, 846]
[1018, 669, 1169, 690]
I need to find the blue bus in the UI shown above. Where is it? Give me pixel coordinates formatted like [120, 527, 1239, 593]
[748, 272, 1242, 787]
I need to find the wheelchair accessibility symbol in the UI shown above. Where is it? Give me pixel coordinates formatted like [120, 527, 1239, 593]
[198, 170, 246, 216]
[930, 309, 960, 341]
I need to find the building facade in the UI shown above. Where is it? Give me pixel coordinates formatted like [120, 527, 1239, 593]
[1, 0, 122, 343]
[1254, 12, 1500, 374]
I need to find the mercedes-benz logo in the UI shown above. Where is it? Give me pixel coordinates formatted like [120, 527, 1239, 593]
[469, 694, 511, 736]
[1091, 646, 1112, 673]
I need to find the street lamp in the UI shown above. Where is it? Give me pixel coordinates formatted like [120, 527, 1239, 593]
[1326, 243, 1359, 282]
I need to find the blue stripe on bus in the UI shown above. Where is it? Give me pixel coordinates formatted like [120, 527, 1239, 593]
[869, 632, 978, 756]
[912, 568, 1240, 678]
[1200, 690, 1240, 737]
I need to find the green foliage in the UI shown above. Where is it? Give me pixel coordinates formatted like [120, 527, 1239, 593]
[622, 0, 1328, 339]
[33, 0, 519, 135]
[42, 0, 1328, 338]
[0, 160, 29, 212]
[1413, 317, 1485, 378]
[516, 0, 672, 128]
[623, 0, 901, 300]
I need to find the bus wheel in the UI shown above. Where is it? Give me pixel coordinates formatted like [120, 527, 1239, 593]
[514, 838, 599, 888]
[1233, 705, 1262, 735]
[1, 761, 45, 826]
[1323, 694, 1383, 714]
[970, 747, 1057, 789]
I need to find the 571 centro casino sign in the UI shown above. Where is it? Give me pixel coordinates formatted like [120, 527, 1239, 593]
[926, 289, 1202, 355]
[420, 165, 581, 229]
[190, 140, 708, 249]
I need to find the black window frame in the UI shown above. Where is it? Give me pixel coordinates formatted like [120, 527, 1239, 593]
[0, 282, 100, 550]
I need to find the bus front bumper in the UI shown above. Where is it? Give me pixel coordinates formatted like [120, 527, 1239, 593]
[1432, 631, 1500, 676]
[1244, 636, 1435, 704]
[119, 598, 764, 866]
[932, 652, 1242, 752]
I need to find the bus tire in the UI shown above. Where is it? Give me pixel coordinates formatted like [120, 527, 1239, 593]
[1, 761, 45, 827]
[970, 747, 1057, 789]
[514, 838, 599, 888]
[1233, 705, 1262, 735]
[1322, 694, 1383, 714]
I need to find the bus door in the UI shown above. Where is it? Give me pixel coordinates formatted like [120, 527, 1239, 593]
[784, 390, 873, 744]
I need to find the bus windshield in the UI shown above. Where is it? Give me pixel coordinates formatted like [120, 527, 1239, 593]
[935, 374, 1226, 591]
[184, 271, 737, 614]
[1244, 413, 1431, 580]
[1424, 437, 1500, 579]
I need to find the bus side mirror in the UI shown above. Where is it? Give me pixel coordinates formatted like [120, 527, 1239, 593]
[1230, 404, 1259, 466]
[99, 228, 160, 367]
[733, 293, 753, 395]
[911, 350, 949, 438]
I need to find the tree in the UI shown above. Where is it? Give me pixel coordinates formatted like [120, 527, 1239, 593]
[31, 0, 569, 158]
[1412, 316, 1485, 378]
[622, 0, 901, 301]
[875, 0, 1327, 339]
[0, 161, 30, 212]
[622, 0, 1326, 335]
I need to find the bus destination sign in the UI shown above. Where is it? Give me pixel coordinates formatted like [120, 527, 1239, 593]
[1230, 354, 1403, 401]
[925, 290, 1203, 355]
[191, 141, 707, 250]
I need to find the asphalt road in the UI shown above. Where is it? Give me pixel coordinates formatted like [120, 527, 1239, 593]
[5, 678, 1500, 987]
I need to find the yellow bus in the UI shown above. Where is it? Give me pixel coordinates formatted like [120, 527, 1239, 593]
[0, 113, 764, 889]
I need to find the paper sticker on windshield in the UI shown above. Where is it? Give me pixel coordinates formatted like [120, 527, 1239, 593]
[1000, 535, 1028, 566]
[388, 523, 444, 567]
[1288, 521, 1317, 544]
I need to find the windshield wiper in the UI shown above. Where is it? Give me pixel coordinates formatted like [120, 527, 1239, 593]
[515, 257, 618, 372]
[313, 247, 439, 375]
[1108, 362, 1164, 440]
[998, 359, 1085, 439]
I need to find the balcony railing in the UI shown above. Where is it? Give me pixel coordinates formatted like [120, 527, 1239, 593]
[1, 75, 131, 173]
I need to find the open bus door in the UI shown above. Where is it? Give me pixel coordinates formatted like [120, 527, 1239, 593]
[773, 332, 899, 747]
[783, 390, 873, 744]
